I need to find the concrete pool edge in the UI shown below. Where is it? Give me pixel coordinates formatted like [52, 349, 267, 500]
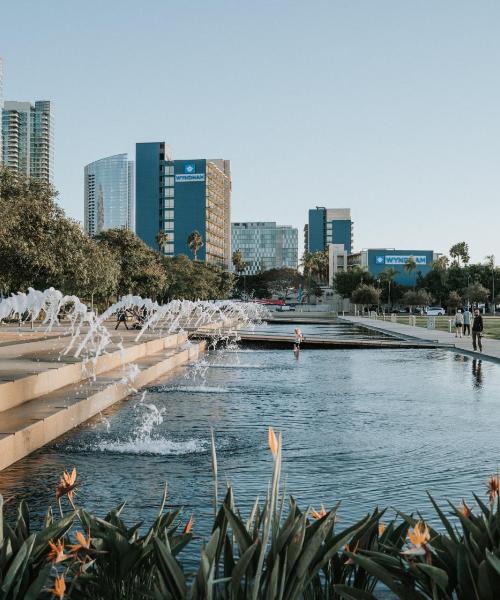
[339, 316, 500, 364]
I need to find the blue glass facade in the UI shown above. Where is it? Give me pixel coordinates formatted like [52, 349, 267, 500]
[366, 249, 435, 285]
[135, 143, 230, 266]
[308, 209, 326, 252]
[136, 142, 164, 249]
[308, 208, 353, 254]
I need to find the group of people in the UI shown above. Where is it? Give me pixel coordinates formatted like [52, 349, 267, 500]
[115, 306, 149, 330]
[454, 308, 484, 352]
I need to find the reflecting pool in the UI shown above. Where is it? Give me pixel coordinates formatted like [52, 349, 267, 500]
[1, 323, 499, 543]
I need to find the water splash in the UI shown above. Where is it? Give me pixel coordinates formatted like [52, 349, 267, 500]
[95, 394, 206, 456]
[0, 287, 270, 364]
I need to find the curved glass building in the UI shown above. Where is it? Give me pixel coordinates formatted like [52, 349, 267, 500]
[84, 154, 134, 236]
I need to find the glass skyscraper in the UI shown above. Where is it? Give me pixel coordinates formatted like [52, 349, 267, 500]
[1, 100, 54, 182]
[231, 222, 298, 275]
[84, 154, 135, 236]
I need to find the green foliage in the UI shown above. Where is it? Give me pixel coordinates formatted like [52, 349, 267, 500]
[402, 289, 432, 308]
[462, 282, 489, 303]
[302, 251, 329, 286]
[2, 444, 500, 598]
[333, 268, 374, 299]
[235, 267, 303, 299]
[0, 167, 119, 300]
[187, 230, 204, 261]
[449, 242, 470, 267]
[95, 228, 167, 299]
[351, 284, 381, 307]
[232, 249, 247, 274]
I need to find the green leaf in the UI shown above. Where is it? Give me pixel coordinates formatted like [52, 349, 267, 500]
[224, 505, 254, 554]
[333, 585, 377, 600]
[154, 536, 187, 599]
[416, 563, 448, 591]
[230, 541, 258, 594]
[1, 534, 35, 595]
[23, 563, 52, 600]
[345, 552, 427, 600]
[486, 550, 500, 576]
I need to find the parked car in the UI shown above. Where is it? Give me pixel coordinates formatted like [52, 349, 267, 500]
[275, 305, 296, 312]
[426, 306, 445, 316]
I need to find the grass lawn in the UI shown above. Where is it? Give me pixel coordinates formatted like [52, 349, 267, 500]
[400, 315, 500, 340]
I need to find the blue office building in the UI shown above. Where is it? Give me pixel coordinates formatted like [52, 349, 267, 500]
[136, 143, 231, 267]
[306, 207, 353, 254]
[349, 248, 437, 286]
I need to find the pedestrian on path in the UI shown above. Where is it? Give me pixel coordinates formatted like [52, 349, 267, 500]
[472, 309, 483, 352]
[463, 307, 471, 336]
[454, 309, 464, 338]
[115, 308, 130, 330]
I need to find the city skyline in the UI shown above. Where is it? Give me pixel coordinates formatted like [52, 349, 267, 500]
[1, 1, 500, 262]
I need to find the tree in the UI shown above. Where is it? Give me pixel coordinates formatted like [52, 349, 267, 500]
[232, 249, 247, 274]
[447, 290, 462, 312]
[351, 284, 381, 313]
[404, 256, 417, 289]
[0, 167, 119, 301]
[462, 282, 489, 305]
[449, 242, 470, 267]
[379, 267, 398, 306]
[187, 230, 203, 261]
[333, 266, 373, 299]
[96, 228, 167, 298]
[485, 255, 496, 314]
[156, 230, 170, 254]
[402, 289, 431, 313]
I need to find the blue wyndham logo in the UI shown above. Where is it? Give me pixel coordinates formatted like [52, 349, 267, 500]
[376, 256, 384, 264]
[184, 163, 196, 174]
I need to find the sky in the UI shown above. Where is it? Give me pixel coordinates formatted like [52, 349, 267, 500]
[1, 0, 499, 263]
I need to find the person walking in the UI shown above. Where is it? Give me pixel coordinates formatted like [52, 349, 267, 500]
[472, 308, 484, 352]
[454, 309, 464, 338]
[463, 307, 472, 336]
[115, 308, 130, 330]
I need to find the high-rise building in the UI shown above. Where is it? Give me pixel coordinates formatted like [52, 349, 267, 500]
[231, 222, 298, 275]
[307, 207, 353, 254]
[84, 154, 135, 236]
[1, 100, 54, 182]
[135, 142, 231, 268]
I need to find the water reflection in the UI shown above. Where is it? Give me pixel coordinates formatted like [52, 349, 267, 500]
[472, 359, 483, 389]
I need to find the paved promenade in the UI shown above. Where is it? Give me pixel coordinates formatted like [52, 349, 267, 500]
[340, 315, 500, 364]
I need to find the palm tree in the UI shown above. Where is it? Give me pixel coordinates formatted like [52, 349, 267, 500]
[155, 230, 169, 254]
[404, 256, 417, 289]
[381, 266, 398, 307]
[485, 255, 496, 315]
[232, 249, 247, 295]
[187, 230, 204, 261]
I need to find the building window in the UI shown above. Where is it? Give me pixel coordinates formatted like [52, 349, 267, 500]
[164, 243, 174, 253]
[164, 209, 174, 220]
[164, 188, 174, 198]
[164, 198, 174, 208]
[164, 176, 174, 186]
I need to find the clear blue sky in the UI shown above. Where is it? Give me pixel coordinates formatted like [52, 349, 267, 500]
[1, 0, 499, 262]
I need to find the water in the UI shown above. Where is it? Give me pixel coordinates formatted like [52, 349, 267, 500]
[1, 323, 499, 546]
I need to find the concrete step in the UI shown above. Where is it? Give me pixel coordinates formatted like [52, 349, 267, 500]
[0, 340, 205, 471]
[0, 330, 188, 412]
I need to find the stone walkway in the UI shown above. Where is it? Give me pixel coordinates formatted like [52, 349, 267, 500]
[340, 315, 500, 364]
